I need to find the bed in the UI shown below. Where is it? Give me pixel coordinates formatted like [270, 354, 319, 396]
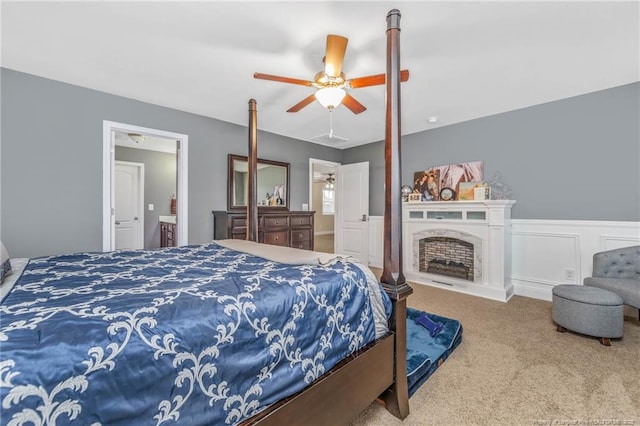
[0, 9, 411, 426]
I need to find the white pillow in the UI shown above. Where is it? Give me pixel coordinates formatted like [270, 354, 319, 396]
[1, 241, 11, 284]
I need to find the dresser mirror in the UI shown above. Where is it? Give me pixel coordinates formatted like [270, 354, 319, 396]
[228, 154, 290, 210]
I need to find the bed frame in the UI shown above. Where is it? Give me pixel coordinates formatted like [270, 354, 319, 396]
[240, 9, 412, 425]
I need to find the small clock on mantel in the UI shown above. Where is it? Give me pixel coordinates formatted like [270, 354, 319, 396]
[439, 187, 456, 201]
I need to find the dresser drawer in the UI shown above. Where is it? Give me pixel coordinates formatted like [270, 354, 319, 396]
[230, 216, 247, 229]
[264, 216, 289, 228]
[290, 229, 311, 244]
[290, 215, 311, 227]
[213, 210, 314, 250]
[264, 231, 289, 246]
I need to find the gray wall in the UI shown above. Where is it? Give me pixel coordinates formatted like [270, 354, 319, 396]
[1, 68, 342, 257]
[2, 68, 637, 258]
[115, 147, 176, 249]
[344, 82, 640, 220]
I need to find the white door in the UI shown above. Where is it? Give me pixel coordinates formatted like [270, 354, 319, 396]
[115, 161, 144, 250]
[335, 162, 369, 263]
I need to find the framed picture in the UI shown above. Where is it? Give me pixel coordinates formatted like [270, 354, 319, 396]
[413, 169, 440, 201]
[457, 181, 478, 201]
[408, 193, 422, 203]
[457, 181, 490, 201]
[474, 185, 491, 200]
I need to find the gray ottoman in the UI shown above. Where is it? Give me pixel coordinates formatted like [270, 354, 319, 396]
[552, 284, 623, 346]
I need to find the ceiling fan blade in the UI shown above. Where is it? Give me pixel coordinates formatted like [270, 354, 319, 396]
[342, 93, 367, 114]
[287, 94, 317, 113]
[324, 34, 348, 78]
[347, 69, 410, 89]
[254, 72, 313, 87]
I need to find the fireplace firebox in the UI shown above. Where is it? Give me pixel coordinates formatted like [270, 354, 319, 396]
[419, 237, 474, 281]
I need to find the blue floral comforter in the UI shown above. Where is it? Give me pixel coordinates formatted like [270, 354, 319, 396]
[0, 242, 390, 425]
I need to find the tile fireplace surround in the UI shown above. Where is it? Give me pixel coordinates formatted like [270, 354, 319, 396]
[402, 200, 516, 302]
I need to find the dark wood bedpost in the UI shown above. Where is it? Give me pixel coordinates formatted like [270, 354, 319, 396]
[379, 8, 413, 420]
[247, 99, 259, 242]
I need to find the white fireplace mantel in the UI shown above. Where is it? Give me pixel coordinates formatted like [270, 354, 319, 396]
[402, 200, 516, 302]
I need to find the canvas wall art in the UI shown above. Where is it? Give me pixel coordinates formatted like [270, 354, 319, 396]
[414, 161, 483, 201]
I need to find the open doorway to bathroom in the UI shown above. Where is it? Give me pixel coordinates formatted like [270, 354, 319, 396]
[309, 158, 339, 254]
[103, 121, 188, 252]
[114, 131, 177, 249]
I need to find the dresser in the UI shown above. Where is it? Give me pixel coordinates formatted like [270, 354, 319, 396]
[213, 210, 315, 250]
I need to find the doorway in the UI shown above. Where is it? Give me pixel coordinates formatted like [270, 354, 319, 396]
[309, 158, 339, 254]
[102, 121, 188, 252]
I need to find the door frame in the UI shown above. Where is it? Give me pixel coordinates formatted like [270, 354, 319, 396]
[102, 120, 188, 251]
[114, 161, 145, 250]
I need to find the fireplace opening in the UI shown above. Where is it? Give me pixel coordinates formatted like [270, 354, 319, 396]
[419, 237, 474, 281]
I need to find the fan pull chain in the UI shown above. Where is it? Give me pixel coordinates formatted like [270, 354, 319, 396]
[329, 109, 334, 139]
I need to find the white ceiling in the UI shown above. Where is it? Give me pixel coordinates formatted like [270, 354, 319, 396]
[2, 1, 638, 149]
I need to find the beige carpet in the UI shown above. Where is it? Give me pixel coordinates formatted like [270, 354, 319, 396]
[352, 280, 640, 426]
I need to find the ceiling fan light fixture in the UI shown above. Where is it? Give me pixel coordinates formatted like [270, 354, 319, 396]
[315, 87, 346, 109]
[325, 173, 335, 189]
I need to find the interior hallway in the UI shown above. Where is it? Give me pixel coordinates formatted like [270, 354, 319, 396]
[314, 234, 334, 253]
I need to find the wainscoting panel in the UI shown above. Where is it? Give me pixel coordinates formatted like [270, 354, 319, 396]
[511, 220, 639, 300]
[368, 217, 639, 301]
[511, 231, 581, 293]
[368, 216, 384, 268]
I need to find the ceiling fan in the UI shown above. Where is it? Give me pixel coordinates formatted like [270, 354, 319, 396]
[254, 34, 409, 114]
[325, 173, 335, 189]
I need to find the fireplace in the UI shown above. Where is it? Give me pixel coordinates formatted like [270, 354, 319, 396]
[412, 229, 483, 283]
[402, 200, 515, 301]
[419, 237, 474, 281]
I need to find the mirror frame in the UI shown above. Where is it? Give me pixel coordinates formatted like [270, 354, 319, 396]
[227, 154, 290, 211]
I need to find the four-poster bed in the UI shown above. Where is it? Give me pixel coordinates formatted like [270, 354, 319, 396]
[0, 9, 412, 426]
[241, 9, 412, 424]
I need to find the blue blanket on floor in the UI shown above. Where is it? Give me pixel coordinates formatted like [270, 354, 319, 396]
[406, 307, 463, 397]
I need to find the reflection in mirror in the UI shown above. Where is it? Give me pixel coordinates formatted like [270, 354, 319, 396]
[228, 154, 290, 210]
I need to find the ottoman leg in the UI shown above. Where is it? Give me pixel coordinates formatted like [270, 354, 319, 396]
[599, 337, 611, 346]
[556, 325, 567, 333]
